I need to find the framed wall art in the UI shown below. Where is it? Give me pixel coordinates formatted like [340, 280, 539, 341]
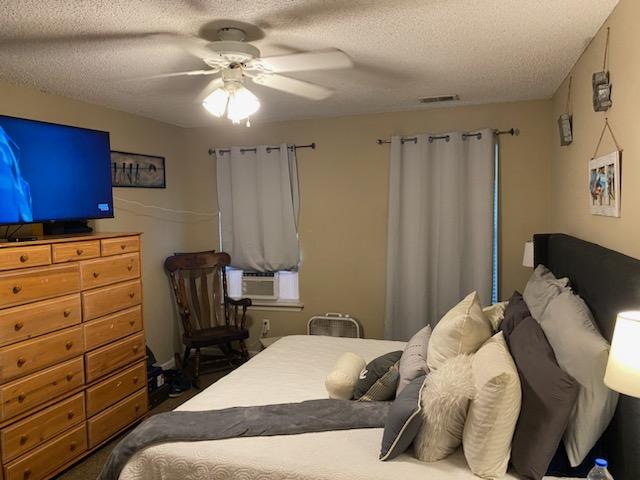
[111, 151, 166, 188]
[589, 150, 620, 217]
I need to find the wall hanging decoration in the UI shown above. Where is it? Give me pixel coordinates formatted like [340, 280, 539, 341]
[111, 151, 166, 188]
[558, 76, 573, 146]
[589, 118, 622, 217]
[592, 27, 612, 112]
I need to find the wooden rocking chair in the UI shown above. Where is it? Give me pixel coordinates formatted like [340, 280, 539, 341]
[165, 251, 251, 388]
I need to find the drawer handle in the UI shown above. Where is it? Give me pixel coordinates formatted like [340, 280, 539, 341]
[63, 308, 72, 318]
[129, 319, 136, 326]
[66, 373, 74, 381]
[16, 357, 26, 367]
[19, 254, 29, 263]
[76, 248, 84, 256]
[129, 292, 135, 299]
[69, 440, 78, 451]
[68, 410, 75, 420]
[65, 341, 73, 350]
[133, 376, 139, 384]
[132, 345, 140, 353]
[14, 321, 24, 331]
[12, 285, 22, 294]
[121, 244, 127, 250]
[135, 404, 141, 412]
[23, 468, 31, 479]
[19, 434, 28, 445]
[127, 263, 134, 271]
[17, 393, 26, 403]
[93, 272, 100, 278]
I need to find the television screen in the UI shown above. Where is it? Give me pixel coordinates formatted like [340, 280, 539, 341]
[0, 115, 113, 224]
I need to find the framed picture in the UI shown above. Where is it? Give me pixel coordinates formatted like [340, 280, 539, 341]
[110, 151, 166, 188]
[589, 150, 620, 217]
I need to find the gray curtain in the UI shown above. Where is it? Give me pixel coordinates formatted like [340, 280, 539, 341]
[384, 129, 495, 341]
[216, 144, 300, 272]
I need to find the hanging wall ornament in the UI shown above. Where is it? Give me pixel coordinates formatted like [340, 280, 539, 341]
[593, 27, 612, 112]
[558, 76, 573, 146]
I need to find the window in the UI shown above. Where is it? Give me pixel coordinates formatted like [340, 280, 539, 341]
[491, 142, 500, 304]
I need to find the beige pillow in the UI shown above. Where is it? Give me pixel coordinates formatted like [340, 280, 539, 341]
[463, 332, 522, 479]
[325, 352, 366, 400]
[427, 291, 493, 371]
[483, 301, 508, 332]
[413, 355, 475, 462]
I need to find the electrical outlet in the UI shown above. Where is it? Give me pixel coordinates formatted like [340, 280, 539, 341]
[262, 319, 271, 337]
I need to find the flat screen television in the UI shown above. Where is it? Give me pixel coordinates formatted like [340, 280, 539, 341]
[0, 114, 113, 225]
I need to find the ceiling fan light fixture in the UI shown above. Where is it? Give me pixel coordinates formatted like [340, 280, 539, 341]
[227, 84, 260, 123]
[202, 87, 229, 117]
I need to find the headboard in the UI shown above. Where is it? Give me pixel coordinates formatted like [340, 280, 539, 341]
[534, 233, 640, 480]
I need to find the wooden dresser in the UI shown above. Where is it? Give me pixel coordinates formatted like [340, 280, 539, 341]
[0, 233, 147, 480]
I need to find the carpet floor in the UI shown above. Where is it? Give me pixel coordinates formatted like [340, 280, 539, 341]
[55, 369, 230, 479]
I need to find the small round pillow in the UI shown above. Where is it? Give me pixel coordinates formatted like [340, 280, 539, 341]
[325, 352, 367, 400]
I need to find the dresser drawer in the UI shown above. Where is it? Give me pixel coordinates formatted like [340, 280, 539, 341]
[0, 245, 51, 272]
[4, 423, 87, 480]
[0, 357, 84, 421]
[101, 236, 140, 257]
[0, 263, 80, 309]
[80, 253, 140, 290]
[0, 294, 81, 348]
[85, 332, 145, 383]
[88, 388, 146, 448]
[0, 326, 84, 383]
[83, 306, 142, 351]
[52, 240, 100, 263]
[1, 392, 85, 463]
[82, 280, 141, 321]
[86, 361, 146, 417]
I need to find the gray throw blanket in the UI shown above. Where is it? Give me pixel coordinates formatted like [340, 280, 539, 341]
[99, 399, 391, 480]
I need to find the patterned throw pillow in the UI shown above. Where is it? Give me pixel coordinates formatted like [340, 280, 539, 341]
[354, 351, 402, 401]
[397, 326, 431, 395]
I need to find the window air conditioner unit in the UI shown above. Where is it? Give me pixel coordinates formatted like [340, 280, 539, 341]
[242, 272, 279, 300]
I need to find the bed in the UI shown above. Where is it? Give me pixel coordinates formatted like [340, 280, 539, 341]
[118, 233, 639, 480]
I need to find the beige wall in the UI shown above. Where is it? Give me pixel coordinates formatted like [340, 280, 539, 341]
[185, 100, 553, 348]
[550, 0, 640, 260]
[0, 80, 214, 363]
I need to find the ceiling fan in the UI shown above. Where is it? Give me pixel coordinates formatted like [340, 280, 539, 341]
[146, 27, 353, 125]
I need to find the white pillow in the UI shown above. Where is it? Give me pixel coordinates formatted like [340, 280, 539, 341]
[538, 291, 618, 467]
[413, 355, 474, 462]
[325, 352, 366, 400]
[523, 264, 569, 321]
[427, 291, 493, 371]
[483, 301, 508, 332]
[463, 332, 522, 479]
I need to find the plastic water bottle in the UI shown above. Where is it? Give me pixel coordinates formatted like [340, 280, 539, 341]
[587, 459, 613, 480]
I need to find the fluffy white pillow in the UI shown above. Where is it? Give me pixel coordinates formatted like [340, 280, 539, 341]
[483, 301, 508, 332]
[539, 291, 618, 467]
[325, 352, 366, 400]
[427, 291, 493, 371]
[413, 355, 474, 462]
[463, 332, 522, 479]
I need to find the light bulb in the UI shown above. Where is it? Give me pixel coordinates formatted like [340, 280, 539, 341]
[227, 85, 260, 122]
[202, 88, 229, 117]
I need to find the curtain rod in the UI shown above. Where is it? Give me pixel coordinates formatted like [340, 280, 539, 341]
[208, 143, 316, 155]
[375, 128, 520, 145]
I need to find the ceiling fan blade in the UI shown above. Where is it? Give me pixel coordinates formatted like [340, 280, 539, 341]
[196, 76, 225, 102]
[251, 74, 333, 100]
[257, 50, 352, 73]
[132, 69, 220, 81]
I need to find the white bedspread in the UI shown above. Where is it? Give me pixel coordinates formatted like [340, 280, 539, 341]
[119, 335, 573, 480]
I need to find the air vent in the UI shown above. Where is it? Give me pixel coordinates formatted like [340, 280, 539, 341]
[418, 94, 460, 104]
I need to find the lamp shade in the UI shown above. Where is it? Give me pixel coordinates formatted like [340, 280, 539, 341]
[604, 311, 640, 398]
[522, 241, 534, 267]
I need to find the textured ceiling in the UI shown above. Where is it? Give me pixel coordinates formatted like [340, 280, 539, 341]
[0, 0, 618, 127]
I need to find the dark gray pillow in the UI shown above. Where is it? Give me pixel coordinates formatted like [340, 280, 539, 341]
[499, 291, 531, 344]
[354, 351, 402, 401]
[380, 374, 426, 460]
[509, 316, 579, 480]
